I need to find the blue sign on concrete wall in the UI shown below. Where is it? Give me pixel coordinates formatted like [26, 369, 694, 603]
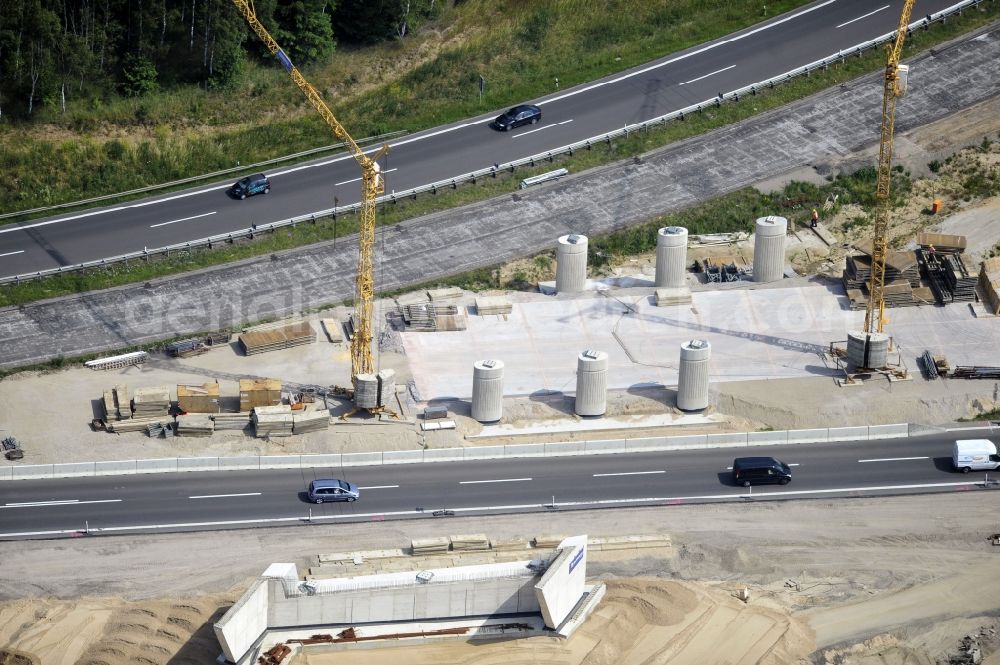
[569, 546, 585, 574]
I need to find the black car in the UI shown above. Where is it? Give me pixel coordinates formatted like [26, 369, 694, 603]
[230, 173, 271, 200]
[492, 104, 542, 131]
[732, 456, 792, 487]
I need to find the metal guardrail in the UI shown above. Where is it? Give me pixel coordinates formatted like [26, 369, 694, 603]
[0, 130, 407, 222]
[0, 0, 981, 286]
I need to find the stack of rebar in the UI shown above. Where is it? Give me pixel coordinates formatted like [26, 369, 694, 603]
[952, 366, 1000, 379]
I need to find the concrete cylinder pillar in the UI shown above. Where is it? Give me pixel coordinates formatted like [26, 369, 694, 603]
[471, 359, 504, 422]
[655, 226, 688, 288]
[846, 331, 890, 370]
[556, 234, 588, 293]
[575, 350, 608, 416]
[752, 216, 787, 283]
[677, 339, 711, 411]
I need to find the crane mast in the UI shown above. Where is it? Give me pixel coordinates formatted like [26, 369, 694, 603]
[231, 0, 387, 384]
[865, 0, 915, 334]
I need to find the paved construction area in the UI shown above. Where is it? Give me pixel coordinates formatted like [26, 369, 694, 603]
[402, 283, 1000, 400]
[2, 25, 1000, 370]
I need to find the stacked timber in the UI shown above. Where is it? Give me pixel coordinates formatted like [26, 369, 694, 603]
[101, 390, 116, 421]
[918, 232, 967, 254]
[845, 289, 867, 311]
[980, 257, 1000, 315]
[449, 534, 491, 551]
[252, 404, 294, 438]
[532, 535, 568, 548]
[320, 319, 343, 343]
[292, 409, 329, 434]
[654, 287, 692, 306]
[475, 295, 513, 316]
[114, 384, 130, 419]
[881, 281, 918, 308]
[427, 286, 463, 301]
[177, 383, 221, 413]
[239, 379, 282, 412]
[435, 313, 468, 331]
[132, 386, 171, 419]
[212, 413, 251, 432]
[411, 537, 451, 555]
[107, 417, 170, 434]
[238, 322, 316, 355]
[176, 414, 215, 437]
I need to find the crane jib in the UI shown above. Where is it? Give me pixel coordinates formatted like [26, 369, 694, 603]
[276, 49, 294, 73]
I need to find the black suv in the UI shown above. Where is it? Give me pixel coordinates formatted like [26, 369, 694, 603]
[492, 104, 542, 131]
[732, 457, 792, 487]
[230, 173, 271, 199]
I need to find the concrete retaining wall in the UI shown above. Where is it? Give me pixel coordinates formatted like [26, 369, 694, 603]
[0, 423, 913, 480]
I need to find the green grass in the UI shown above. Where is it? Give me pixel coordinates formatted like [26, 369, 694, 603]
[1, 2, 997, 307]
[958, 408, 1000, 422]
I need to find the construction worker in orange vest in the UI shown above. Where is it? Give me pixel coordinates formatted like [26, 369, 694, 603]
[811, 208, 819, 228]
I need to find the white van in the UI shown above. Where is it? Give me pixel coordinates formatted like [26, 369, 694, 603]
[952, 439, 1000, 473]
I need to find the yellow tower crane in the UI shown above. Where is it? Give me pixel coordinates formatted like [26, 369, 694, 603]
[231, 0, 389, 405]
[864, 0, 915, 335]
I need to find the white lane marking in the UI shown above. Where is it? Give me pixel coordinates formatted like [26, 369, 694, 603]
[542, 0, 836, 105]
[836, 5, 890, 29]
[858, 456, 929, 463]
[358, 485, 399, 490]
[188, 492, 261, 499]
[557, 119, 574, 125]
[1, 499, 122, 509]
[0, 250, 25, 257]
[149, 211, 216, 228]
[0, 479, 987, 538]
[593, 471, 666, 477]
[679, 64, 736, 86]
[459, 478, 532, 485]
[512, 125, 552, 138]
[335, 167, 398, 187]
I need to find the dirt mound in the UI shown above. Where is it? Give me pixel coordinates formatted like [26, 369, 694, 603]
[0, 651, 40, 665]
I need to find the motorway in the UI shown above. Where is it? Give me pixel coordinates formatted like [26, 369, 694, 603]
[0, 0, 962, 276]
[1, 432, 996, 540]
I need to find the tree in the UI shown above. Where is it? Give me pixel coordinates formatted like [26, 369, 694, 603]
[274, 0, 334, 66]
[121, 52, 158, 96]
[332, 0, 435, 45]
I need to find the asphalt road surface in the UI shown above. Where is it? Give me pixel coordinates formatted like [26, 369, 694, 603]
[0, 0, 961, 276]
[1, 432, 996, 540]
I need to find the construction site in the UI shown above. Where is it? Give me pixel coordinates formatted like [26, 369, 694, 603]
[2, 2, 1000, 665]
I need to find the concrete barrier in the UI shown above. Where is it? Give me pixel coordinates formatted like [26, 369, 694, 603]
[381, 450, 426, 464]
[94, 460, 138, 476]
[463, 446, 506, 460]
[706, 432, 748, 446]
[340, 452, 384, 467]
[11, 464, 55, 480]
[0, 467, 12, 481]
[136, 458, 179, 474]
[747, 431, 789, 446]
[786, 428, 829, 444]
[258, 455, 302, 470]
[626, 437, 670, 452]
[177, 457, 220, 473]
[422, 448, 465, 462]
[218, 456, 262, 471]
[504, 443, 546, 458]
[301, 454, 343, 468]
[829, 426, 869, 441]
[51, 462, 96, 478]
[585, 439, 627, 454]
[544, 441, 587, 456]
[663, 434, 710, 449]
[867, 423, 909, 440]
